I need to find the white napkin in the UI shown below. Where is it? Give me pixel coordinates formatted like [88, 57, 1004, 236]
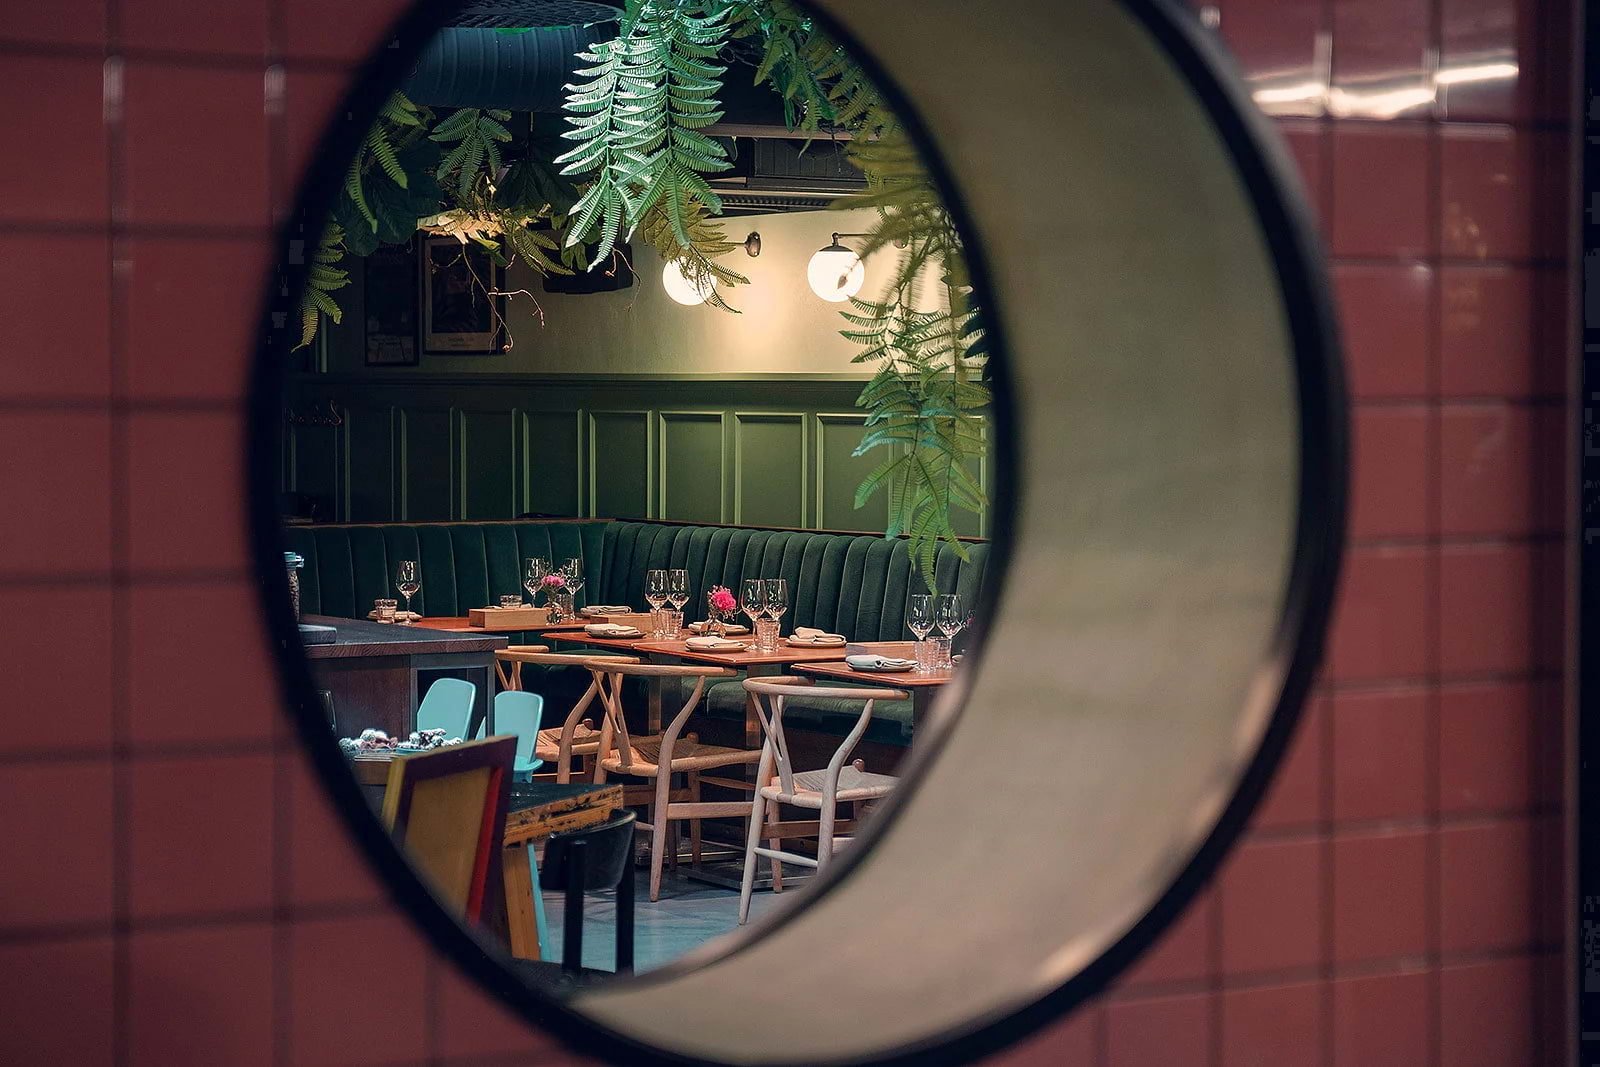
[581, 605, 634, 616]
[684, 636, 747, 651]
[790, 626, 846, 644]
[687, 621, 749, 635]
[585, 623, 642, 637]
[846, 654, 916, 671]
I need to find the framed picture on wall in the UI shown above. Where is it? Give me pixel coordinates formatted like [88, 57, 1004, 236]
[418, 236, 506, 355]
[364, 238, 418, 366]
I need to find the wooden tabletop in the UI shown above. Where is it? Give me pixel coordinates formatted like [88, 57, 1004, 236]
[537, 629, 651, 652]
[301, 615, 508, 658]
[795, 661, 956, 688]
[413, 616, 593, 634]
[503, 781, 623, 846]
[631, 637, 862, 667]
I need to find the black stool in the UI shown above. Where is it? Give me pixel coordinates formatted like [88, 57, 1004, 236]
[539, 808, 637, 973]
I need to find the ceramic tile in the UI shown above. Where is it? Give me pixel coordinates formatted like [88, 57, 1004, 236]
[1120, 888, 1214, 987]
[0, 760, 114, 930]
[1440, 403, 1561, 536]
[288, 912, 429, 1066]
[0, 56, 108, 225]
[1325, 546, 1435, 682]
[0, 585, 114, 751]
[1275, 120, 1326, 228]
[0, 936, 114, 1064]
[283, 0, 406, 64]
[1439, 125, 1567, 262]
[0, 234, 111, 401]
[127, 922, 275, 1067]
[1331, 124, 1430, 258]
[1220, 981, 1324, 1067]
[1332, 968, 1431, 1067]
[124, 237, 273, 402]
[1330, 0, 1432, 120]
[121, 0, 271, 58]
[123, 63, 269, 229]
[284, 748, 389, 910]
[1439, 265, 1565, 398]
[1440, 0, 1569, 122]
[1254, 696, 1324, 831]
[1220, 0, 1325, 117]
[1333, 262, 1432, 400]
[1331, 830, 1428, 963]
[1439, 817, 1535, 953]
[1330, 688, 1430, 823]
[128, 753, 275, 919]
[1349, 406, 1432, 540]
[0, 0, 107, 47]
[1439, 956, 1535, 1065]
[126, 411, 251, 575]
[1438, 543, 1538, 676]
[985, 1003, 1100, 1066]
[283, 70, 354, 216]
[0, 411, 112, 578]
[1219, 839, 1322, 975]
[1105, 991, 1211, 1067]
[434, 958, 564, 1061]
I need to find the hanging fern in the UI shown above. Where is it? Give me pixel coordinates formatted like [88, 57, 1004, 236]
[429, 107, 514, 200]
[294, 224, 352, 351]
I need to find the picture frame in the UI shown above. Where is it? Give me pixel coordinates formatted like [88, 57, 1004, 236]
[363, 238, 419, 367]
[418, 235, 507, 355]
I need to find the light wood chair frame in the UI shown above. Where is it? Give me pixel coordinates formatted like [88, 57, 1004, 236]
[495, 648, 638, 783]
[737, 676, 908, 924]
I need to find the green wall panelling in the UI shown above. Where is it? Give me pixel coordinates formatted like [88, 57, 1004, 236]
[402, 408, 454, 521]
[523, 410, 581, 517]
[733, 412, 807, 528]
[286, 417, 342, 517]
[344, 405, 396, 522]
[658, 411, 726, 524]
[588, 410, 652, 519]
[459, 408, 517, 520]
[816, 412, 889, 533]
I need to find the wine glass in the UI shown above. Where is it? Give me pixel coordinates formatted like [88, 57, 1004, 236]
[644, 570, 668, 636]
[908, 594, 935, 672]
[667, 569, 689, 612]
[395, 560, 421, 623]
[561, 558, 585, 608]
[763, 578, 789, 631]
[936, 593, 965, 669]
[741, 578, 766, 632]
[523, 557, 549, 605]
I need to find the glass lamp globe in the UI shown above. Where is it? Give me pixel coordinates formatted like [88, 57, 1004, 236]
[661, 260, 714, 306]
[807, 241, 866, 302]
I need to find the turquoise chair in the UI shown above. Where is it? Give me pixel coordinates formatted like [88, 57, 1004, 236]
[415, 677, 476, 739]
[487, 688, 554, 954]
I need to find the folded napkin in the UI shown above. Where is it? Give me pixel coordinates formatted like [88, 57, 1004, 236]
[368, 610, 422, 622]
[790, 626, 846, 644]
[581, 605, 634, 617]
[584, 623, 642, 637]
[686, 621, 749, 635]
[684, 636, 747, 651]
[846, 654, 917, 671]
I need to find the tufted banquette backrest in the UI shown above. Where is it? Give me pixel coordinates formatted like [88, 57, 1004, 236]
[282, 519, 989, 643]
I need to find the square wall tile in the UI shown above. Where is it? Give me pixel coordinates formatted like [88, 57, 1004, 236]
[129, 753, 275, 920]
[1332, 968, 1431, 1067]
[0, 937, 114, 1065]
[1325, 547, 1435, 683]
[1438, 544, 1538, 676]
[1331, 124, 1430, 258]
[1439, 403, 1560, 536]
[1439, 817, 1535, 953]
[0, 760, 114, 931]
[0, 585, 114, 752]
[1439, 682, 1536, 815]
[1349, 406, 1432, 540]
[1330, 0, 1431, 120]
[1440, 956, 1535, 1066]
[124, 237, 273, 402]
[1219, 0, 1325, 116]
[1440, 265, 1565, 398]
[1440, 0, 1571, 123]
[284, 70, 355, 216]
[0, 0, 107, 47]
[0, 234, 111, 401]
[121, 1, 271, 58]
[434, 958, 563, 1061]
[0, 412, 112, 579]
[1275, 120, 1326, 228]
[1331, 830, 1429, 964]
[1120, 888, 1214, 987]
[283, 0, 405, 63]
[126, 411, 251, 576]
[127, 580, 281, 746]
[1440, 125, 1567, 262]
[289, 912, 429, 1066]
[1334, 262, 1432, 400]
[986, 1004, 1100, 1066]
[1219, 839, 1322, 975]
[285, 748, 389, 910]
[0, 56, 108, 225]
[123, 63, 269, 229]
[128, 922, 275, 1067]
[1221, 981, 1324, 1067]
[1254, 696, 1324, 831]
[1331, 687, 1430, 823]
[1105, 992, 1211, 1067]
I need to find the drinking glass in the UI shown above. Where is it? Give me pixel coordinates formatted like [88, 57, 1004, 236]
[936, 594, 965, 669]
[763, 578, 789, 633]
[523, 557, 550, 605]
[741, 578, 766, 632]
[560, 559, 586, 607]
[394, 561, 420, 622]
[374, 598, 398, 624]
[498, 594, 521, 610]
[667, 569, 690, 613]
[660, 609, 684, 639]
[907, 594, 935, 672]
[645, 570, 669, 637]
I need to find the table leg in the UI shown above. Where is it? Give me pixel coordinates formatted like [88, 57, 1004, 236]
[647, 676, 662, 734]
[502, 843, 542, 960]
[912, 688, 934, 742]
[744, 663, 780, 749]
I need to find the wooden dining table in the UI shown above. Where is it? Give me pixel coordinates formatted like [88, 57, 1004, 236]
[793, 660, 954, 728]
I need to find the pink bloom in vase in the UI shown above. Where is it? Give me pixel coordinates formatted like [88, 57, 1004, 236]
[709, 586, 737, 614]
[541, 574, 567, 590]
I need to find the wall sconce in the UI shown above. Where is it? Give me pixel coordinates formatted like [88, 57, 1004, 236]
[807, 232, 867, 302]
[661, 259, 715, 306]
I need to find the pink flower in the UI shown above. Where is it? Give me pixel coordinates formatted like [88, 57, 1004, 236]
[709, 586, 736, 613]
[541, 574, 567, 589]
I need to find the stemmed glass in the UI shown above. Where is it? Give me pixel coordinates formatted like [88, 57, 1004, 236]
[667, 569, 689, 613]
[763, 578, 789, 632]
[741, 578, 766, 634]
[645, 570, 669, 637]
[523, 557, 550, 605]
[561, 558, 585, 610]
[936, 593, 965, 669]
[908, 593, 935, 671]
[395, 560, 421, 623]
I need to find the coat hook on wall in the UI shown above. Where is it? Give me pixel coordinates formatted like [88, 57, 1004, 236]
[286, 399, 344, 427]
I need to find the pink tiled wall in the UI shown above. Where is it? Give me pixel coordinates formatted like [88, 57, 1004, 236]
[0, 0, 1572, 1064]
